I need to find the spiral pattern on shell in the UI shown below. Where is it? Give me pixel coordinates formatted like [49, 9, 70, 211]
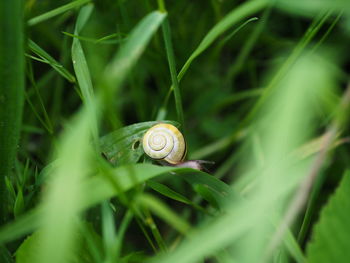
[142, 123, 186, 164]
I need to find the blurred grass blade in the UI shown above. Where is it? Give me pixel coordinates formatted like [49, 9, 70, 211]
[0, 0, 25, 224]
[0, 164, 229, 244]
[99, 10, 166, 129]
[151, 52, 336, 263]
[101, 202, 118, 262]
[137, 194, 191, 235]
[29, 40, 76, 83]
[283, 228, 306, 263]
[102, 11, 166, 96]
[27, 0, 91, 26]
[34, 110, 92, 263]
[275, 0, 349, 16]
[243, 9, 332, 125]
[191, 10, 334, 160]
[82, 164, 232, 210]
[72, 4, 99, 146]
[306, 170, 350, 263]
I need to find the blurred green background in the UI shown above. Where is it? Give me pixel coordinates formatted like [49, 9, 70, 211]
[1, 0, 350, 262]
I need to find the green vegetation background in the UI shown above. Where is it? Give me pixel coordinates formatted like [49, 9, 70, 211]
[1, 0, 350, 263]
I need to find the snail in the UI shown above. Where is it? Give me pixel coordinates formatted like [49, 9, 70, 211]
[142, 123, 211, 170]
[142, 123, 186, 164]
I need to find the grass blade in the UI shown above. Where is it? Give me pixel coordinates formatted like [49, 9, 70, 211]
[28, 40, 76, 83]
[34, 110, 92, 263]
[0, 164, 228, 244]
[0, 0, 25, 224]
[161, 17, 184, 127]
[177, 0, 267, 82]
[72, 4, 99, 146]
[27, 0, 91, 26]
[103, 11, 166, 94]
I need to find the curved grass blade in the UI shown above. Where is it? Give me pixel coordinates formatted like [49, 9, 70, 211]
[82, 164, 233, 210]
[72, 4, 99, 146]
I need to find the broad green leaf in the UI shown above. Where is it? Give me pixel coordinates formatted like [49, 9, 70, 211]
[16, 224, 101, 263]
[99, 121, 179, 165]
[306, 171, 350, 263]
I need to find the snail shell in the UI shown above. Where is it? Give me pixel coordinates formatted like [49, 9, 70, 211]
[142, 123, 186, 164]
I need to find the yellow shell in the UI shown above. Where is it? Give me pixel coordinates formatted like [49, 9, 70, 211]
[142, 123, 186, 164]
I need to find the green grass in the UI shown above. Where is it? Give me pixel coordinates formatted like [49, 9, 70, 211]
[1, 1, 350, 263]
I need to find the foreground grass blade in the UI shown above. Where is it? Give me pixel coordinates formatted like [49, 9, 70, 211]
[0, 0, 25, 224]
[0, 8, 169, 246]
[81, 164, 232, 210]
[34, 110, 92, 263]
[0, 164, 230, 244]
[306, 170, 350, 263]
[150, 52, 336, 263]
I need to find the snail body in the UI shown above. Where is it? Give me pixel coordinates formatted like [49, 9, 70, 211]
[142, 123, 186, 164]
